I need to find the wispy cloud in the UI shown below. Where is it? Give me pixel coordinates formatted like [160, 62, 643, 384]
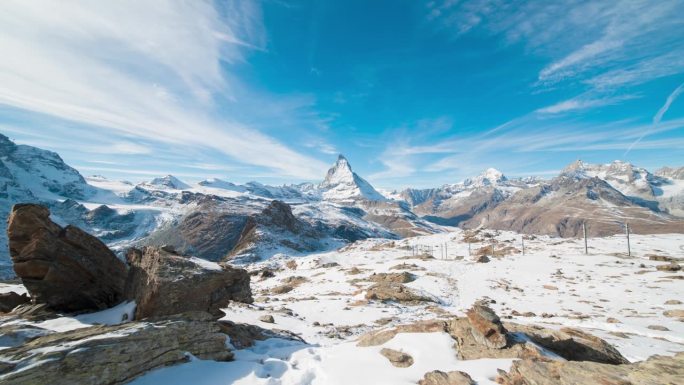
[0, 1, 327, 179]
[426, 0, 684, 110]
[624, 82, 684, 156]
[536, 94, 639, 114]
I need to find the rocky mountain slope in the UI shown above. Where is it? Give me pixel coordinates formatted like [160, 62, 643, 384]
[399, 168, 536, 226]
[1, 133, 683, 278]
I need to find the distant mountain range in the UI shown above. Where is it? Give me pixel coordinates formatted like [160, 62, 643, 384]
[1, 132, 683, 277]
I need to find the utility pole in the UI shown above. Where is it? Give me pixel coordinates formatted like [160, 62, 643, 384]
[626, 223, 631, 257]
[583, 222, 588, 255]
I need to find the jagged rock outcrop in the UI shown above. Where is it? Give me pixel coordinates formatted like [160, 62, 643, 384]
[228, 200, 325, 260]
[0, 312, 232, 385]
[419, 370, 475, 385]
[496, 352, 684, 385]
[357, 305, 628, 365]
[7, 204, 127, 311]
[124, 246, 252, 319]
[465, 304, 508, 349]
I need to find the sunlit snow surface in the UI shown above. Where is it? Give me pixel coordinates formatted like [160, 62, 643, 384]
[125, 230, 684, 384]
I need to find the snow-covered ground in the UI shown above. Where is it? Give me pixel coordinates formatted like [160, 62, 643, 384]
[3, 229, 683, 384]
[141, 230, 684, 384]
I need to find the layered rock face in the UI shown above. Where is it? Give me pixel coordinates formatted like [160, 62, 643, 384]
[125, 246, 253, 319]
[0, 312, 232, 385]
[7, 204, 127, 311]
[497, 351, 684, 385]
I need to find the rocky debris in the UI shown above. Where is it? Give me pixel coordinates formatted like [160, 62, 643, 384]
[648, 254, 678, 262]
[271, 284, 294, 294]
[665, 299, 683, 305]
[259, 314, 275, 323]
[319, 261, 340, 268]
[285, 260, 297, 270]
[124, 246, 252, 319]
[357, 320, 447, 347]
[281, 275, 308, 286]
[466, 304, 508, 349]
[380, 348, 414, 367]
[365, 282, 435, 304]
[496, 352, 684, 385]
[0, 291, 30, 313]
[474, 255, 490, 263]
[367, 271, 416, 283]
[656, 262, 682, 271]
[389, 263, 426, 271]
[418, 370, 475, 385]
[7, 204, 127, 311]
[474, 244, 519, 258]
[217, 320, 305, 349]
[0, 312, 232, 385]
[663, 309, 684, 318]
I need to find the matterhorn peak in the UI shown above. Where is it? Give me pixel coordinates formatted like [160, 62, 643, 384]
[319, 155, 384, 201]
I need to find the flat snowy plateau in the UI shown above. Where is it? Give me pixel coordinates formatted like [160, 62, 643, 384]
[2, 229, 683, 385]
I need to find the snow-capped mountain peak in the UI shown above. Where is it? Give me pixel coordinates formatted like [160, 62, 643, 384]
[144, 175, 190, 190]
[319, 154, 385, 201]
[464, 168, 507, 187]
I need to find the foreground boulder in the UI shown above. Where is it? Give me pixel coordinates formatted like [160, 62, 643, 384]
[125, 246, 253, 319]
[497, 352, 684, 385]
[0, 312, 232, 385]
[466, 304, 507, 349]
[7, 204, 127, 311]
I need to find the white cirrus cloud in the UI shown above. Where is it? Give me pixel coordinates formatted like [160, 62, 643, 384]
[0, 0, 327, 179]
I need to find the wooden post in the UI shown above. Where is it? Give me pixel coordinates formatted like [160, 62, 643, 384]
[583, 222, 588, 255]
[468, 241, 471, 257]
[521, 236, 525, 256]
[445, 243, 448, 260]
[626, 223, 631, 257]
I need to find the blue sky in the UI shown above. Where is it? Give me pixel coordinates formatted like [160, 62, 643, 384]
[1, 0, 683, 189]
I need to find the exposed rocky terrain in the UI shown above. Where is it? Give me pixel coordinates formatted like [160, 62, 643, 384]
[1, 134, 683, 280]
[1, 202, 683, 384]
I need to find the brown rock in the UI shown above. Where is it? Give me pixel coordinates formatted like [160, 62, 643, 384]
[7, 204, 127, 311]
[506, 324, 629, 364]
[124, 246, 252, 319]
[419, 370, 475, 385]
[474, 255, 490, 263]
[0, 291, 30, 313]
[497, 352, 684, 385]
[0, 312, 232, 385]
[357, 320, 447, 347]
[367, 271, 416, 283]
[365, 282, 435, 304]
[665, 299, 683, 305]
[656, 263, 682, 272]
[663, 309, 684, 318]
[647, 325, 669, 331]
[259, 314, 275, 323]
[380, 348, 414, 367]
[466, 304, 508, 349]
